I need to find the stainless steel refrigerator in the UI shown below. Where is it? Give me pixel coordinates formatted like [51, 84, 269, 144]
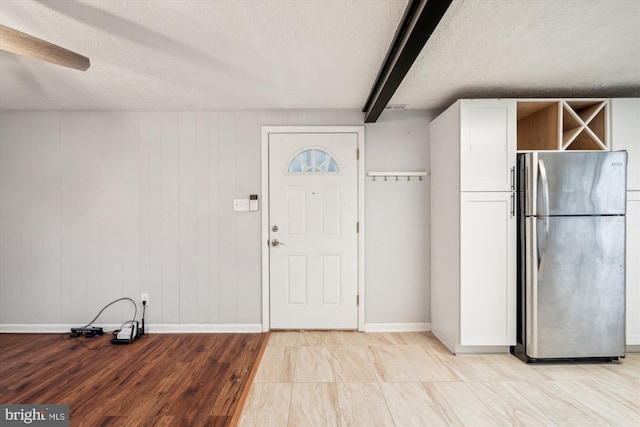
[512, 151, 627, 362]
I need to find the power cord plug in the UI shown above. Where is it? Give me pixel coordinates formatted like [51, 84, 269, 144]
[141, 300, 147, 336]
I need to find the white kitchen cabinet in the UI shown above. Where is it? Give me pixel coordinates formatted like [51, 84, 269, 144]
[610, 98, 639, 348]
[626, 192, 640, 347]
[431, 97, 634, 354]
[611, 98, 639, 191]
[460, 99, 517, 192]
[430, 99, 516, 354]
[460, 192, 516, 346]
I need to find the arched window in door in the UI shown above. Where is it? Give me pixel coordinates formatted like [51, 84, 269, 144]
[287, 148, 339, 173]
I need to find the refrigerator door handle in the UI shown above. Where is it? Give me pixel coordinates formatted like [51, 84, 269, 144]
[525, 152, 537, 217]
[538, 159, 550, 272]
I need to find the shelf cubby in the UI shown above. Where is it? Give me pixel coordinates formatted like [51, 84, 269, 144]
[562, 104, 583, 148]
[587, 105, 606, 142]
[517, 101, 559, 150]
[563, 100, 607, 150]
[567, 100, 606, 123]
[565, 129, 606, 150]
[517, 99, 608, 152]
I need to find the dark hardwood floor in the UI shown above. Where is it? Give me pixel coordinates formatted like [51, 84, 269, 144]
[0, 332, 268, 426]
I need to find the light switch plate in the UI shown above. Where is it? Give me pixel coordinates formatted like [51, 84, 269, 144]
[233, 199, 250, 211]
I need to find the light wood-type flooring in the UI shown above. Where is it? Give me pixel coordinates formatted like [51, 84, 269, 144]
[238, 331, 640, 427]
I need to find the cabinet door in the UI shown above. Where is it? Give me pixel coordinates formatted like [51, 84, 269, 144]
[461, 99, 516, 192]
[626, 192, 640, 345]
[611, 98, 640, 191]
[460, 192, 516, 345]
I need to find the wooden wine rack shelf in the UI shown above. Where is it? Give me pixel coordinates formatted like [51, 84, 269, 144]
[517, 99, 608, 151]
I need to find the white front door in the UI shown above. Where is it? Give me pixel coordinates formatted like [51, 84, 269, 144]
[269, 132, 358, 329]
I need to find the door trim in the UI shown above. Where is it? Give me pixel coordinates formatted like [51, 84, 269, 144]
[261, 126, 365, 332]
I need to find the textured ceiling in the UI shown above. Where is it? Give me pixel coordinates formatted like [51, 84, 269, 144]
[392, 0, 640, 109]
[0, 0, 638, 112]
[0, 0, 408, 110]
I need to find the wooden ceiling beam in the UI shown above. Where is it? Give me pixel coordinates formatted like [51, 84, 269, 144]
[362, 0, 452, 123]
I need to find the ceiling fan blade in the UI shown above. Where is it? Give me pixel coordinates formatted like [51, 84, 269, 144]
[0, 24, 90, 71]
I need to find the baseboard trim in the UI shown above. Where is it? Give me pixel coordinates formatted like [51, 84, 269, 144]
[149, 324, 263, 333]
[626, 345, 640, 353]
[454, 345, 510, 355]
[0, 323, 263, 334]
[363, 322, 431, 332]
[0, 324, 122, 333]
[430, 329, 511, 355]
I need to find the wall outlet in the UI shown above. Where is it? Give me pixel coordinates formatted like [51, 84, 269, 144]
[141, 293, 149, 305]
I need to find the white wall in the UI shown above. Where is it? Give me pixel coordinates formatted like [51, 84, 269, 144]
[0, 109, 432, 331]
[364, 110, 433, 328]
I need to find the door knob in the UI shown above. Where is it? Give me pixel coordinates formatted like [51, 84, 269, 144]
[271, 239, 285, 247]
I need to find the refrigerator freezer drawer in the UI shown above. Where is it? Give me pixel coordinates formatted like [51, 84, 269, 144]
[526, 215, 626, 359]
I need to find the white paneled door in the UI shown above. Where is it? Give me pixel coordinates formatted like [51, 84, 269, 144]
[269, 132, 358, 329]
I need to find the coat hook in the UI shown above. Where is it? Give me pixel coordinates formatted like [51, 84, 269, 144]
[384, 176, 388, 181]
[372, 176, 376, 181]
[407, 176, 411, 181]
[419, 176, 423, 181]
[395, 176, 399, 181]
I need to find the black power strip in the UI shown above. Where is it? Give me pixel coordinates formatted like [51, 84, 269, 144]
[70, 327, 104, 337]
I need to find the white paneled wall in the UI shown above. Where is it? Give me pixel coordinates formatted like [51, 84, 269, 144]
[0, 110, 360, 330]
[0, 109, 431, 331]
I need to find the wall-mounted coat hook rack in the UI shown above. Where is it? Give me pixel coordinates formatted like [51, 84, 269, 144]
[367, 171, 429, 182]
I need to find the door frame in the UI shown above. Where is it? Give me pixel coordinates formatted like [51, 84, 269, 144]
[261, 126, 366, 332]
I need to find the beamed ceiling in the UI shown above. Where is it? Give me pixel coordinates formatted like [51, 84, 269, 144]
[0, 0, 638, 114]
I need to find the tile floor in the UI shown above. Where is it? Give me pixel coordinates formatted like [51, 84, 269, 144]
[238, 331, 640, 427]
